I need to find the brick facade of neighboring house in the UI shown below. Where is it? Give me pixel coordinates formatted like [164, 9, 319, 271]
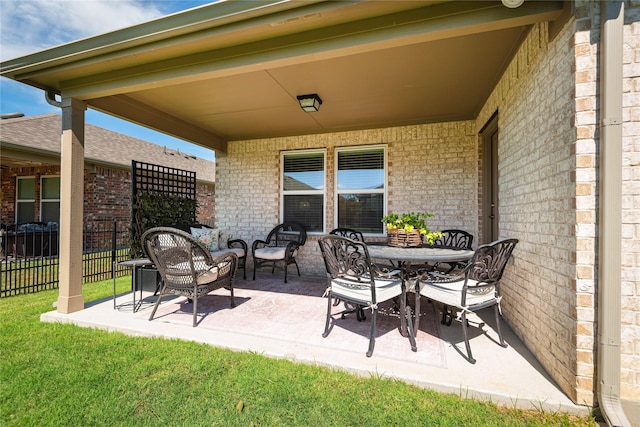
[214, 2, 639, 413]
[0, 114, 216, 226]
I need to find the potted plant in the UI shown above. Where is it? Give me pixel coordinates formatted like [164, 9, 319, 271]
[381, 212, 444, 247]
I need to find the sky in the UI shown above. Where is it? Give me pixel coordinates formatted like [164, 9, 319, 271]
[0, 0, 216, 160]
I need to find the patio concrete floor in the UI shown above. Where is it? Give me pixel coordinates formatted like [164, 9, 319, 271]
[41, 273, 590, 417]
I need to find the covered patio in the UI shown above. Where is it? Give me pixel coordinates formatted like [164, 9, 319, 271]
[41, 273, 587, 416]
[2, 1, 637, 424]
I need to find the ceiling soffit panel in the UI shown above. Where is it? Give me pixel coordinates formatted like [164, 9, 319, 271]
[55, 1, 562, 99]
[119, 25, 527, 141]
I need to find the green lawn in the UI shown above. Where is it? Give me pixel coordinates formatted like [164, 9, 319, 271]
[0, 278, 597, 426]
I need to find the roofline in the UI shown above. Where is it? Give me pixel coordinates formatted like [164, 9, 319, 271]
[1, 141, 216, 185]
[0, 0, 332, 78]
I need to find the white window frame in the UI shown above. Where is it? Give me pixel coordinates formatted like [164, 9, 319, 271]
[280, 149, 326, 234]
[334, 144, 387, 236]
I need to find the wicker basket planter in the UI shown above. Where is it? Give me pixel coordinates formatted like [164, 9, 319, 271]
[387, 229, 423, 247]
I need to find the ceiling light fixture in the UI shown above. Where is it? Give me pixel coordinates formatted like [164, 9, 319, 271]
[296, 94, 322, 112]
[501, 0, 524, 8]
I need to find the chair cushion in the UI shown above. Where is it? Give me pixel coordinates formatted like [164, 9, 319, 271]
[210, 248, 245, 258]
[254, 246, 297, 260]
[419, 279, 496, 309]
[330, 276, 403, 306]
[191, 227, 220, 251]
[196, 266, 219, 284]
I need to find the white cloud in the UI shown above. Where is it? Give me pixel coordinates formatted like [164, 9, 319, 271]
[0, 0, 166, 60]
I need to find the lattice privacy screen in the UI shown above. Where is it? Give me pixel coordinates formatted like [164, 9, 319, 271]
[129, 160, 197, 257]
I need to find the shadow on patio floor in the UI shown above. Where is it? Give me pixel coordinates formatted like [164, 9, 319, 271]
[41, 273, 588, 416]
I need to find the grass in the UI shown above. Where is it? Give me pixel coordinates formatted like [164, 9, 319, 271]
[0, 278, 597, 426]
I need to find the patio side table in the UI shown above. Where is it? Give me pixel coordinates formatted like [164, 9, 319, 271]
[114, 258, 154, 312]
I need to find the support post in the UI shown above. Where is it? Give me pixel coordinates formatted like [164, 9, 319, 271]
[56, 98, 87, 313]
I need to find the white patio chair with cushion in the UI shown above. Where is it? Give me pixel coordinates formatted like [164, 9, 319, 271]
[329, 227, 367, 319]
[414, 238, 518, 363]
[252, 222, 307, 283]
[142, 227, 238, 327]
[318, 235, 417, 357]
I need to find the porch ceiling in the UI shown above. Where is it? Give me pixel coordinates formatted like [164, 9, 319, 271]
[0, 0, 565, 154]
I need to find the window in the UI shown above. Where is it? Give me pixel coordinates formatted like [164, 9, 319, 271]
[335, 146, 385, 234]
[281, 150, 325, 233]
[14, 176, 60, 224]
[16, 177, 35, 223]
[40, 176, 60, 223]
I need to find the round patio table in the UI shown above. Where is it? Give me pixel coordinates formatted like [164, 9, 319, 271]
[366, 243, 473, 267]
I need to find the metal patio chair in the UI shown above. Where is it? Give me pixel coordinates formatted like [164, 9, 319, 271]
[427, 229, 474, 273]
[329, 227, 365, 242]
[329, 228, 367, 319]
[252, 222, 307, 283]
[318, 235, 417, 357]
[142, 227, 238, 327]
[414, 238, 518, 363]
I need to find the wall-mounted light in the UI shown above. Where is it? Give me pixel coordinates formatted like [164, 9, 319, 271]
[501, 0, 524, 8]
[296, 94, 322, 112]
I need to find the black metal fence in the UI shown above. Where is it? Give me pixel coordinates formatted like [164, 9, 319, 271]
[0, 220, 131, 297]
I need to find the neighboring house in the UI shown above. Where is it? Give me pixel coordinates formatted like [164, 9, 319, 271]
[1, 1, 637, 424]
[0, 113, 216, 226]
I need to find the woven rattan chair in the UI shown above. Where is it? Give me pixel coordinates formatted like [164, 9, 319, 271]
[252, 222, 307, 283]
[142, 227, 238, 327]
[414, 238, 518, 363]
[318, 235, 417, 357]
[174, 223, 248, 280]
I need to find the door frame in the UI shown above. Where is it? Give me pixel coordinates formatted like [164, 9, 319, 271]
[480, 111, 499, 244]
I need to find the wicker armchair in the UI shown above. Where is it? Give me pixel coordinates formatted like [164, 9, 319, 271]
[414, 238, 518, 363]
[252, 222, 307, 283]
[318, 235, 417, 357]
[174, 223, 248, 280]
[142, 227, 238, 327]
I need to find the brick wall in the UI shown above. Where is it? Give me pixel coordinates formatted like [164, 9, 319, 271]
[216, 123, 477, 277]
[84, 166, 131, 222]
[1, 165, 60, 224]
[473, 0, 640, 408]
[1, 165, 214, 226]
[196, 182, 215, 223]
[476, 18, 586, 403]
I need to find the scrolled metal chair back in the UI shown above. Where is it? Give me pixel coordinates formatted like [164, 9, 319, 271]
[432, 229, 473, 250]
[467, 238, 518, 284]
[318, 236, 372, 281]
[329, 228, 365, 242]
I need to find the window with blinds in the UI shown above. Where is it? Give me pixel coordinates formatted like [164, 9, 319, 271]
[335, 146, 385, 234]
[16, 177, 35, 223]
[40, 176, 60, 223]
[281, 150, 325, 233]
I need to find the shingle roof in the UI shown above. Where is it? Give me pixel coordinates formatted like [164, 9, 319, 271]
[0, 113, 215, 183]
